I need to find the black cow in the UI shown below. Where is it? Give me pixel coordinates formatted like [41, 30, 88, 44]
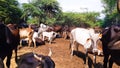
[101, 25, 120, 68]
[18, 51, 55, 68]
[0, 23, 20, 68]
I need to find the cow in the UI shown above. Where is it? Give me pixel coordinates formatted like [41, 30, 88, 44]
[17, 48, 55, 68]
[100, 25, 120, 68]
[0, 23, 20, 68]
[19, 27, 34, 47]
[32, 31, 45, 47]
[38, 23, 49, 36]
[42, 31, 57, 44]
[69, 28, 102, 66]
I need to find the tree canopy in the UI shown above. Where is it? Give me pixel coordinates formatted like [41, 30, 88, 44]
[101, 0, 120, 27]
[0, 0, 107, 28]
[0, 0, 22, 24]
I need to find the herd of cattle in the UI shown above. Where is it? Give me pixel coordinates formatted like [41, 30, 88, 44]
[0, 22, 120, 68]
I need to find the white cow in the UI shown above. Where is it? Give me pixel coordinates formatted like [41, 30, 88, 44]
[42, 31, 57, 44]
[38, 23, 49, 36]
[70, 28, 102, 66]
[32, 32, 39, 47]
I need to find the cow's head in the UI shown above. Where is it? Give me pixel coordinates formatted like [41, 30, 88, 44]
[90, 33, 102, 54]
[18, 48, 54, 68]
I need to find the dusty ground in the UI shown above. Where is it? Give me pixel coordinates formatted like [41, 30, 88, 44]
[4, 38, 119, 68]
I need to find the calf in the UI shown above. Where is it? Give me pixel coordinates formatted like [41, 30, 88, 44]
[19, 28, 34, 47]
[42, 31, 57, 44]
[18, 48, 55, 68]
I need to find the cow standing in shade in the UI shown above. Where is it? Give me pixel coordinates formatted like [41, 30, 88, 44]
[70, 28, 102, 67]
[0, 23, 20, 68]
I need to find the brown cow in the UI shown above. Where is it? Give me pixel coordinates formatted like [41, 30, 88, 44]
[19, 27, 34, 47]
[0, 23, 20, 68]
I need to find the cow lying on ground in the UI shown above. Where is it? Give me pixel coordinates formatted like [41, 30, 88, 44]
[70, 28, 102, 66]
[101, 25, 120, 68]
[42, 31, 57, 44]
[18, 48, 55, 68]
[0, 23, 20, 68]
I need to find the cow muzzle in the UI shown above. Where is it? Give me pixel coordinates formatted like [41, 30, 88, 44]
[92, 48, 98, 54]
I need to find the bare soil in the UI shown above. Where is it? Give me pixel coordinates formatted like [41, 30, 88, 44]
[4, 38, 119, 68]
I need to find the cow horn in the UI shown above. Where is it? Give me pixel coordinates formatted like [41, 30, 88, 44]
[48, 48, 52, 57]
[33, 52, 42, 61]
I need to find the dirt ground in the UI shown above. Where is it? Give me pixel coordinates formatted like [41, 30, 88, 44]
[4, 38, 119, 68]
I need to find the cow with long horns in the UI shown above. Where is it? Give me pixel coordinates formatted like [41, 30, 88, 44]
[18, 48, 55, 68]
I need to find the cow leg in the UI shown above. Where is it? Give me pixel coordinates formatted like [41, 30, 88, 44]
[85, 50, 89, 68]
[14, 47, 18, 63]
[71, 41, 75, 56]
[103, 54, 109, 68]
[84, 50, 88, 64]
[6, 51, 12, 68]
[93, 54, 96, 64]
[33, 41, 36, 48]
[0, 58, 4, 68]
[42, 35, 45, 41]
[109, 56, 113, 68]
[49, 37, 52, 44]
[75, 42, 79, 55]
[28, 39, 32, 47]
[19, 40, 22, 47]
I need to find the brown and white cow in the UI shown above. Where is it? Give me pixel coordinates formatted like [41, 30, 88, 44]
[19, 27, 34, 47]
[0, 23, 20, 68]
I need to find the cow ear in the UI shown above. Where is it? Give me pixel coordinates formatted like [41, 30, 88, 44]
[98, 33, 102, 39]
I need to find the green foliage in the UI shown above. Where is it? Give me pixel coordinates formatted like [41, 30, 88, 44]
[101, 0, 120, 27]
[18, 0, 103, 27]
[0, 0, 22, 24]
[21, 0, 62, 25]
[61, 12, 101, 27]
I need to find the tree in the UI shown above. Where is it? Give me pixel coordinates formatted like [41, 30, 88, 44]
[21, 0, 62, 25]
[0, 0, 22, 24]
[62, 12, 101, 27]
[101, 0, 120, 27]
